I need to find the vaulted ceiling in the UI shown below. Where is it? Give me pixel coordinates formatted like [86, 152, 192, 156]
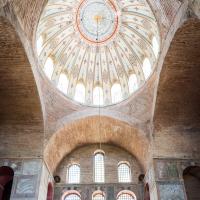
[0, 0, 199, 172]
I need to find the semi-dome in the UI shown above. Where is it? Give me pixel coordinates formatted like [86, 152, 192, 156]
[36, 0, 160, 106]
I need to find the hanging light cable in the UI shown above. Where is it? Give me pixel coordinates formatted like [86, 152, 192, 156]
[96, 12, 102, 151]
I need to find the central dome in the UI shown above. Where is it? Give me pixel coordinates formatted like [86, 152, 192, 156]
[36, 0, 160, 107]
[76, 0, 119, 44]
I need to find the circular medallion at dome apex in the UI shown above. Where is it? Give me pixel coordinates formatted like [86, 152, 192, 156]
[36, 0, 160, 107]
[76, 0, 119, 44]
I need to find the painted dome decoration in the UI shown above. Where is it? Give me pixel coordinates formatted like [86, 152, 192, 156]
[36, 0, 160, 106]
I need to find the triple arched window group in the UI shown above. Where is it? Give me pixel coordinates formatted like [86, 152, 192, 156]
[66, 151, 131, 184]
[63, 190, 136, 200]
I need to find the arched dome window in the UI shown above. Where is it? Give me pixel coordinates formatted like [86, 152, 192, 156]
[152, 36, 159, 57]
[57, 73, 69, 95]
[94, 150, 105, 183]
[93, 86, 104, 106]
[37, 35, 43, 55]
[128, 74, 138, 94]
[118, 162, 131, 183]
[117, 191, 136, 200]
[36, 0, 160, 106]
[142, 58, 152, 80]
[44, 57, 54, 80]
[111, 83, 122, 104]
[64, 193, 81, 200]
[74, 83, 85, 104]
[92, 191, 105, 200]
[67, 164, 80, 184]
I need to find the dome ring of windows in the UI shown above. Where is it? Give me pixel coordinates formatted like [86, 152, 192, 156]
[36, 0, 160, 107]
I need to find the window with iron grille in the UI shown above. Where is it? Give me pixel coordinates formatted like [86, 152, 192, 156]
[67, 164, 80, 184]
[94, 151, 105, 183]
[64, 194, 81, 200]
[118, 162, 131, 183]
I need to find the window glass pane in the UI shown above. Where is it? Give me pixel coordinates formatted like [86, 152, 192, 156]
[128, 74, 138, 94]
[68, 165, 80, 184]
[74, 83, 85, 103]
[142, 58, 152, 79]
[44, 57, 54, 79]
[94, 153, 105, 183]
[37, 36, 43, 55]
[57, 74, 69, 94]
[64, 194, 80, 200]
[118, 163, 131, 182]
[93, 193, 105, 200]
[93, 86, 104, 106]
[118, 193, 135, 200]
[152, 36, 159, 57]
[111, 83, 122, 103]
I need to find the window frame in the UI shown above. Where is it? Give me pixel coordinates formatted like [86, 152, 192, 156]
[93, 150, 105, 183]
[128, 74, 138, 94]
[66, 163, 81, 184]
[142, 58, 152, 80]
[117, 190, 137, 200]
[57, 73, 69, 95]
[92, 190, 105, 200]
[74, 82, 86, 104]
[152, 36, 159, 58]
[93, 86, 104, 106]
[111, 83, 123, 104]
[37, 35, 43, 56]
[43, 57, 54, 80]
[61, 190, 81, 200]
[118, 161, 132, 183]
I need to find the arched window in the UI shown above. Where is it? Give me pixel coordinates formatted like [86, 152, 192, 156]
[94, 150, 105, 183]
[118, 162, 131, 183]
[37, 36, 43, 55]
[67, 164, 80, 184]
[64, 194, 81, 200]
[152, 36, 159, 57]
[117, 191, 136, 200]
[74, 83, 85, 103]
[111, 83, 122, 104]
[57, 73, 69, 95]
[93, 86, 104, 106]
[44, 57, 54, 80]
[92, 191, 105, 200]
[142, 58, 152, 80]
[128, 74, 138, 94]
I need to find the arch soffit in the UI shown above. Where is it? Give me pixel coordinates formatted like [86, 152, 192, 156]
[153, 18, 200, 130]
[44, 116, 150, 173]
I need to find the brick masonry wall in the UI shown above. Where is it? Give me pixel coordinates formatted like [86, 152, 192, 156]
[54, 144, 144, 200]
[55, 144, 143, 184]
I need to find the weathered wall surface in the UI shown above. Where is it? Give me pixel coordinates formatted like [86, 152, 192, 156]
[54, 144, 144, 200]
[153, 18, 200, 159]
[0, 158, 42, 200]
[0, 17, 44, 158]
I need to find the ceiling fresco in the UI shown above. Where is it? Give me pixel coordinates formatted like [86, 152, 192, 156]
[36, 0, 160, 106]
